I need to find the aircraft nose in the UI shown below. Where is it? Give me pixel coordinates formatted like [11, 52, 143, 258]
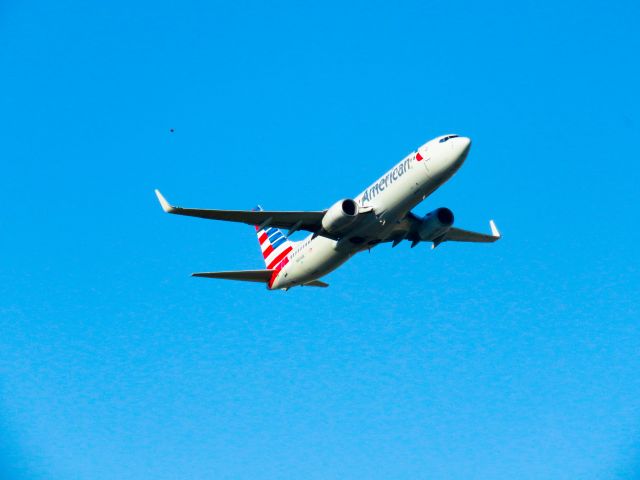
[427, 135, 472, 179]
[454, 136, 471, 166]
[458, 136, 471, 156]
[443, 136, 471, 174]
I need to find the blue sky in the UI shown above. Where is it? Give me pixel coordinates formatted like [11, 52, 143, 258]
[1, 0, 639, 478]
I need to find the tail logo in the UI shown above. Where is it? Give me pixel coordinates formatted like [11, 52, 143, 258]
[253, 206, 293, 271]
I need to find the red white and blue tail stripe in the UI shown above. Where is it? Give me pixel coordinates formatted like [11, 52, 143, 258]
[253, 206, 294, 270]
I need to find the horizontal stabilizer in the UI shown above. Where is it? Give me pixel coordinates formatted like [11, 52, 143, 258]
[192, 269, 274, 283]
[304, 280, 329, 288]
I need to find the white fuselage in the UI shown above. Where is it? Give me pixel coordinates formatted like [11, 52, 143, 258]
[270, 135, 472, 290]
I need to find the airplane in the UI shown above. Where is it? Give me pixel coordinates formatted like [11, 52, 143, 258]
[155, 134, 500, 290]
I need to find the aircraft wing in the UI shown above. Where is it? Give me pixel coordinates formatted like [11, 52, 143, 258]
[391, 215, 501, 247]
[440, 220, 501, 244]
[155, 190, 326, 235]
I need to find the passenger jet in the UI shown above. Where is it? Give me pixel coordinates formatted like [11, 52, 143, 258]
[155, 134, 500, 290]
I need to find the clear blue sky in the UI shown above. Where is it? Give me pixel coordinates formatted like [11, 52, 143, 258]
[1, 1, 639, 478]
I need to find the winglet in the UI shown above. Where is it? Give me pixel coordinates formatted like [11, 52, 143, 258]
[490, 220, 501, 238]
[155, 189, 174, 213]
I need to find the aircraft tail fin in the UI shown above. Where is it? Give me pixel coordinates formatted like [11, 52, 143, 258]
[253, 205, 294, 270]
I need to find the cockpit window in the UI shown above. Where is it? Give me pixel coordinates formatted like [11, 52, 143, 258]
[439, 135, 459, 143]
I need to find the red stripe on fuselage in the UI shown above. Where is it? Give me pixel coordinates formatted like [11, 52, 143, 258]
[267, 253, 291, 289]
[267, 246, 292, 270]
[416, 152, 423, 161]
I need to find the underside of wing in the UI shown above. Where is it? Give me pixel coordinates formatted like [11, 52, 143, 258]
[439, 220, 501, 244]
[192, 269, 274, 283]
[155, 190, 325, 235]
[385, 213, 501, 247]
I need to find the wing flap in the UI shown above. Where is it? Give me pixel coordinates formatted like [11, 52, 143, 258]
[192, 269, 274, 283]
[155, 190, 325, 233]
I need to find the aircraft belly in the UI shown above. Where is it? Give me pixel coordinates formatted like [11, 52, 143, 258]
[280, 237, 351, 287]
[301, 238, 349, 277]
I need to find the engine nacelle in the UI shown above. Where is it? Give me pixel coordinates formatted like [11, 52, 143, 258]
[322, 199, 359, 234]
[418, 207, 454, 241]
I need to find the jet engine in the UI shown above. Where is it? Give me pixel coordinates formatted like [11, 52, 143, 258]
[417, 207, 454, 241]
[321, 199, 359, 234]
